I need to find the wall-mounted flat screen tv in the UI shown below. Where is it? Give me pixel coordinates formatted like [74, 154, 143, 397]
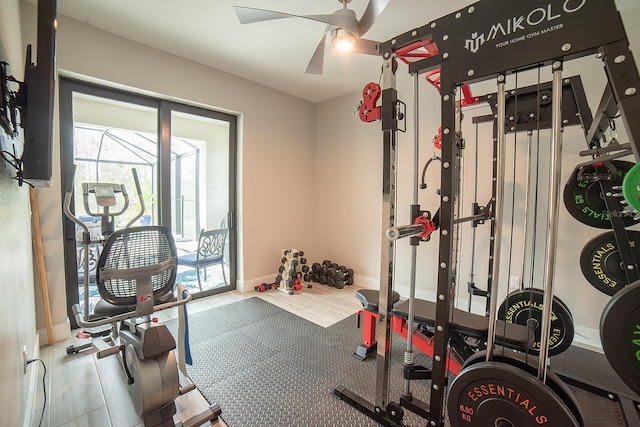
[21, 0, 57, 187]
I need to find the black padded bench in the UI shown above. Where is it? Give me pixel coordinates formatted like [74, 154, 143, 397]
[356, 289, 533, 351]
[392, 298, 532, 350]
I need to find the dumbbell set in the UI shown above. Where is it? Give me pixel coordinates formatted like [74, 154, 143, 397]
[307, 260, 354, 289]
[273, 249, 312, 295]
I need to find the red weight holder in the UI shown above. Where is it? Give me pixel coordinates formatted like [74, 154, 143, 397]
[358, 82, 382, 123]
[433, 126, 442, 150]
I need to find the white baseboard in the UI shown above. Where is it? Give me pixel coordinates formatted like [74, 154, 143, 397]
[23, 333, 41, 427]
[38, 318, 71, 346]
[237, 275, 277, 293]
[572, 325, 603, 353]
[354, 274, 379, 289]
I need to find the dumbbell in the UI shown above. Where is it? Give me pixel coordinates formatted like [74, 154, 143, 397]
[255, 282, 270, 292]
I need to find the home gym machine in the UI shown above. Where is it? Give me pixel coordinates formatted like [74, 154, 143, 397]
[334, 0, 640, 426]
[64, 166, 145, 354]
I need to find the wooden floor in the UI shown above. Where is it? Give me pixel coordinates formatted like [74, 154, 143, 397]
[32, 282, 366, 426]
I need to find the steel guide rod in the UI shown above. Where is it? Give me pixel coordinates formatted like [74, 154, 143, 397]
[468, 121, 480, 311]
[402, 72, 420, 397]
[538, 62, 564, 380]
[486, 75, 507, 359]
[521, 131, 534, 287]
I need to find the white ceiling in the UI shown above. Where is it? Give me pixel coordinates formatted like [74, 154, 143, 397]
[48, 0, 640, 104]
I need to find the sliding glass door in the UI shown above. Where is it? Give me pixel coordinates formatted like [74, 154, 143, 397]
[60, 78, 237, 324]
[170, 107, 233, 293]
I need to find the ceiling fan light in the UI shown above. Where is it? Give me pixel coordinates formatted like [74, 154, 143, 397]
[331, 28, 356, 51]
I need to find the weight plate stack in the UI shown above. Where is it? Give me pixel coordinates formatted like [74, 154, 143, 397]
[497, 288, 574, 356]
[580, 230, 640, 296]
[448, 361, 580, 427]
[456, 352, 583, 427]
[563, 160, 639, 229]
[601, 280, 640, 396]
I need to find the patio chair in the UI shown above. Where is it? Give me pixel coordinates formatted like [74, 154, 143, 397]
[177, 228, 228, 291]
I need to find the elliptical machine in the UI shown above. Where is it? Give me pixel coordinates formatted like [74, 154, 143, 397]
[64, 165, 220, 426]
[64, 166, 145, 354]
[71, 224, 221, 426]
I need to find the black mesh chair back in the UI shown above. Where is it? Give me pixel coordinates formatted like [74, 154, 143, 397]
[96, 226, 177, 316]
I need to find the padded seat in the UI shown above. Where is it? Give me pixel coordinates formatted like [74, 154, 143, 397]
[355, 289, 401, 312]
[94, 292, 174, 317]
[392, 298, 533, 349]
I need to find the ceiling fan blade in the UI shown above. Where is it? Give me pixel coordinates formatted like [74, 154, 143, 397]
[305, 36, 326, 75]
[358, 0, 391, 36]
[352, 38, 380, 55]
[233, 6, 295, 24]
[233, 6, 359, 33]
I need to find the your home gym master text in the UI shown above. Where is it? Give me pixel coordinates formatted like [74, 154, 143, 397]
[464, 0, 587, 54]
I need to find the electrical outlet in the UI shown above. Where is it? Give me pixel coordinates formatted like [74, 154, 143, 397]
[22, 345, 28, 375]
[509, 276, 521, 291]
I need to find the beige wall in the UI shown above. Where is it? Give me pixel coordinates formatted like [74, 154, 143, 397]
[0, 1, 39, 425]
[19, 1, 317, 345]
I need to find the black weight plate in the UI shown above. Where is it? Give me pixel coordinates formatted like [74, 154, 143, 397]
[462, 351, 584, 427]
[318, 275, 326, 285]
[580, 230, 640, 296]
[563, 160, 638, 229]
[322, 260, 332, 267]
[448, 361, 580, 427]
[601, 280, 640, 396]
[312, 262, 320, 273]
[497, 289, 574, 356]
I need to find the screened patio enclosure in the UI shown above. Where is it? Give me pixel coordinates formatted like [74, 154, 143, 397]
[73, 124, 204, 240]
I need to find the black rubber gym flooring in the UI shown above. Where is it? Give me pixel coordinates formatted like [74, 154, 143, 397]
[165, 297, 637, 426]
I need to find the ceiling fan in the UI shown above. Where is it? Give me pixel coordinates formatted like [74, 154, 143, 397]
[233, 0, 390, 74]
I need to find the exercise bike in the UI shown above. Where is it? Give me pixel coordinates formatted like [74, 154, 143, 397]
[72, 224, 221, 426]
[64, 166, 145, 354]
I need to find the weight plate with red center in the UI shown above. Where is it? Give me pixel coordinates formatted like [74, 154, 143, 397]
[580, 231, 640, 296]
[462, 351, 584, 427]
[447, 361, 580, 427]
[563, 160, 638, 229]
